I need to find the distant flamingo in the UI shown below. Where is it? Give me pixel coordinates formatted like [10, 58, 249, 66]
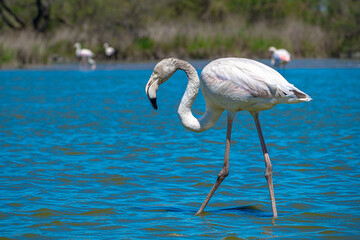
[268, 46, 291, 68]
[74, 42, 96, 70]
[103, 43, 117, 60]
[145, 58, 311, 217]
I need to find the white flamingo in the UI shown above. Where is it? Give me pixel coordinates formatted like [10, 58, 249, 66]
[268, 46, 291, 68]
[74, 42, 96, 70]
[103, 43, 117, 60]
[145, 57, 311, 218]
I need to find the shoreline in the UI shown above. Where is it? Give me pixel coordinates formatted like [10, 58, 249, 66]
[1, 58, 359, 71]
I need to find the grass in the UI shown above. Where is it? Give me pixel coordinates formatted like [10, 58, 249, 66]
[0, 15, 344, 68]
[0, 44, 14, 65]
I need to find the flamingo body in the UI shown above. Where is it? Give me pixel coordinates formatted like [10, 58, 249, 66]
[76, 48, 94, 58]
[145, 57, 311, 217]
[105, 47, 115, 56]
[269, 47, 291, 67]
[201, 58, 307, 112]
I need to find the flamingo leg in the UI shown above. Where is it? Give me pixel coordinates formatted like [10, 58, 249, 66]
[196, 111, 235, 215]
[251, 111, 278, 218]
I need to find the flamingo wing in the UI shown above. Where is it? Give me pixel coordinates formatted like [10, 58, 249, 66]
[105, 47, 115, 56]
[80, 49, 94, 58]
[277, 49, 291, 62]
[201, 58, 309, 106]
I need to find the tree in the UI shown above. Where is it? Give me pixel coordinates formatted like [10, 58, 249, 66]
[0, 0, 50, 32]
[0, 0, 25, 30]
[33, 0, 50, 32]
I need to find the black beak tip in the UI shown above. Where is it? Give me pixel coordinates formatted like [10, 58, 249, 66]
[150, 97, 158, 110]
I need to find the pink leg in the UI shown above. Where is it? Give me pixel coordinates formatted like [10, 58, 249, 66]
[251, 111, 278, 218]
[196, 111, 235, 215]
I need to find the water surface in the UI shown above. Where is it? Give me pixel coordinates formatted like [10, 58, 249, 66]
[0, 60, 359, 239]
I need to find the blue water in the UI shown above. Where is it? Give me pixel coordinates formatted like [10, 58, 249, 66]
[0, 60, 359, 239]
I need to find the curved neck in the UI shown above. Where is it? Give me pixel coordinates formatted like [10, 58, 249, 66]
[174, 59, 222, 133]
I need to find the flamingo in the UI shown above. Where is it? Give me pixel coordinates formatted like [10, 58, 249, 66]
[145, 57, 311, 218]
[74, 42, 96, 69]
[103, 43, 117, 60]
[268, 46, 291, 68]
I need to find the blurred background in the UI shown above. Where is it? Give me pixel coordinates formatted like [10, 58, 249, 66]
[0, 0, 359, 68]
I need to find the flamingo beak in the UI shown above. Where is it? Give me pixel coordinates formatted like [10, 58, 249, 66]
[145, 76, 158, 110]
[149, 97, 158, 110]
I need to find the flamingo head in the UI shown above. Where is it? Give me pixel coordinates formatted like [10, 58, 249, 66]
[145, 58, 177, 110]
[74, 42, 81, 49]
[268, 46, 276, 52]
[268, 46, 276, 57]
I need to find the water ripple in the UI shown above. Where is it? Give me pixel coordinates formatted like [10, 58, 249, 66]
[0, 66, 359, 239]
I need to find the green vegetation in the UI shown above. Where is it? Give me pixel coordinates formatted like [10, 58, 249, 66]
[0, 0, 359, 67]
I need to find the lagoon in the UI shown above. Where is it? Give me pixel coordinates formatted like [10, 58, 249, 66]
[0, 59, 359, 239]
